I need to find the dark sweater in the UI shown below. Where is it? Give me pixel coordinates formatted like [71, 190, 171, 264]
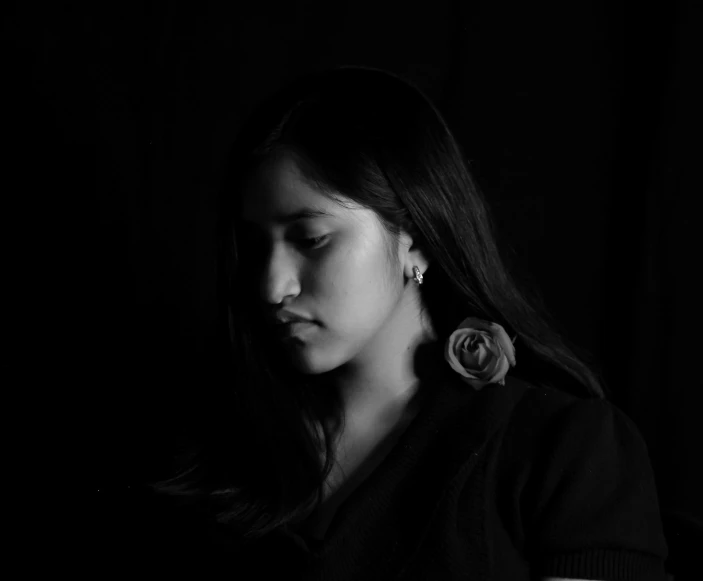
[121, 370, 669, 580]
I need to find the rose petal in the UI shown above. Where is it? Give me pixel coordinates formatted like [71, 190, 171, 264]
[487, 354, 509, 382]
[458, 346, 478, 369]
[445, 318, 517, 389]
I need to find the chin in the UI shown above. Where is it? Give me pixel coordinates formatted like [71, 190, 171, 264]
[285, 346, 342, 376]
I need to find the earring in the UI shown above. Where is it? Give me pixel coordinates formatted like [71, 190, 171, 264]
[413, 266, 424, 285]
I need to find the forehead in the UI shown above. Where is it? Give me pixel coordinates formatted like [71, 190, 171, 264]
[240, 153, 351, 225]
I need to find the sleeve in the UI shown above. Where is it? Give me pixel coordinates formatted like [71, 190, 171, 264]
[522, 397, 669, 581]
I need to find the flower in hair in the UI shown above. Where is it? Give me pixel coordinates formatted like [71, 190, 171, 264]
[444, 317, 517, 391]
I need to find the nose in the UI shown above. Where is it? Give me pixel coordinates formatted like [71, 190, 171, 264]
[258, 243, 301, 305]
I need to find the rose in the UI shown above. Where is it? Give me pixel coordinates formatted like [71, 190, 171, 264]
[444, 317, 517, 391]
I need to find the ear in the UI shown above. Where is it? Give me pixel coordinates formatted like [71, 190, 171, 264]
[399, 230, 431, 282]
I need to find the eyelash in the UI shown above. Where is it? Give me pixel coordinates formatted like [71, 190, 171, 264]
[239, 228, 328, 251]
[299, 235, 328, 249]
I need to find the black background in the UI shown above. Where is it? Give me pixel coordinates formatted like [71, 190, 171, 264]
[5, 1, 700, 578]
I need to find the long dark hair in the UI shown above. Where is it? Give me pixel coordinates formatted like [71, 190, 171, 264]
[148, 65, 610, 541]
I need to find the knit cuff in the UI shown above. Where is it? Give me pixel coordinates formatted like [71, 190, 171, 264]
[536, 548, 667, 581]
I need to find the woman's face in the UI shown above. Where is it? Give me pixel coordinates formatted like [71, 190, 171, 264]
[239, 151, 416, 376]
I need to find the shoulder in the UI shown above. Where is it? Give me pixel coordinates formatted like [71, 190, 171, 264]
[431, 373, 648, 483]
[486, 377, 669, 571]
[431, 373, 600, 452]
[494, 376, 650, 472]
[485, 375, 661, 516]
[499, 375, 638, 446]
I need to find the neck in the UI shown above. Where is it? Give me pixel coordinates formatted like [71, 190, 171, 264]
[320, 328, 440, 442]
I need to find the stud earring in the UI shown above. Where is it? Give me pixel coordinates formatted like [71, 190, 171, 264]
[413, 266, 424, 285]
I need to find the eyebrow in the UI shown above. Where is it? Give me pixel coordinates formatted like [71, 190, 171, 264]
[241, 208, 335, 226]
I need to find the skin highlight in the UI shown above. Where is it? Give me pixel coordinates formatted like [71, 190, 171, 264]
[239, 150, 437, 441]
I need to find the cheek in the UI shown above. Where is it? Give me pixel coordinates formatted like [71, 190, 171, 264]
[312, 257, 362, 318]
[315, 252, 394, 331]
[313, 244, 367, 295]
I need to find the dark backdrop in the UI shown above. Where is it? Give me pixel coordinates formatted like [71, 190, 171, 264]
[6, 1, 699, 578]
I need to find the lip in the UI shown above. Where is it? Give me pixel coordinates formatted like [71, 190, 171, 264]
[274, 321, 316, 338]
[269, 312, 313, 327]
[272, 317, 311, 326]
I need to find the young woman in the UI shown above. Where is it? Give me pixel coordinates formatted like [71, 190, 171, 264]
[149, 65, 669, 580]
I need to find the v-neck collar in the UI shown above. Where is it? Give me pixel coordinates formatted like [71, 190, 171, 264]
[278, 368, 530, 562]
